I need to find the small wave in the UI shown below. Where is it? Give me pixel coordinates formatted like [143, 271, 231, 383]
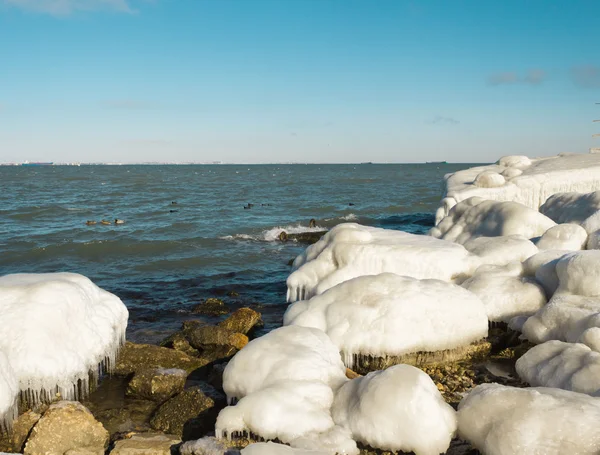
[220, 234, 256, 241]
[340, 213, 358, 221]
[221, 224, 328, 242]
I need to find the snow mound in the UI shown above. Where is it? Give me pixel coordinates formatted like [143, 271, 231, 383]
[536, 223, 588, 251]
[463, 235, 538, 267]
[332, 365, 456, 455]
[431, 197, 555, 245]
[284, 273, 488, 366]
[221, 326, 347, 403]
[0, 352, 18, 433]
[474, 171, 505, 188]
[0, 273, 128, 406]
[286, 223, 475, 302]
[462, 270, 546, 323]
[522, 250, 569, 296]
[458, 383, 600, 455]
[241, 443, 330, 455]
[555, 250, 600, 296]
[516, 341, 600, 396]
[540, 191, 600, 228]
[436, 153, 600, 224]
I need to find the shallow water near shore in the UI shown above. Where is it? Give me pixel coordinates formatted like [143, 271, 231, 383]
[0, 163, 476, 342]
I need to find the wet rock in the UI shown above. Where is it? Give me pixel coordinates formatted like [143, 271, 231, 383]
[110, 433, 181, 455]
[116, 342, 209, 376]
[126, 368, 187, 402]
[278, 231, 327, 244]
[6, 410, 41, 453]
[150, 387, 215, 438]
[24, 401, 109, 455]
[184, 325, 248, 351]
[217, 308, 261, 335]
[191, 298, 229, 316]
[160, 332, 200, 357]
[199, 345, 237, 365]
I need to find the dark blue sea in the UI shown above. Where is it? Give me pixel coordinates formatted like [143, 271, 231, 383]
[0, 163, 473, 343]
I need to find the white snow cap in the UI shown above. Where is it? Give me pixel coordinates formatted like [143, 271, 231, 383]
[332, 365, 456, 455]
[458, 383, 600, 455]
[516, 340, 600, 396]
[431, 197, 556, 245]
[286, 223, 475, 302]
[241, 443, 330, 455]
[0, 351, 18, 432]
[0, 273, 128, 404]
[536, 223, 588, 251]
[221, 326, 347, 403]
[284, 273, 488, 365]
[436, 153, 600, 223]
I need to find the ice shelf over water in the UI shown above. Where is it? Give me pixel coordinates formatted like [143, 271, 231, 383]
[458, 383, 600, 455]
[284, 273, 488, 364]
[436, 153, 600, 224]
[0, 273, 128, 406]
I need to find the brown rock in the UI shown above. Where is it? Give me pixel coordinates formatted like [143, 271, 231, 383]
[345, 368, 361, 380]
[218, 308, 261, 335]
[149, 387, 215, 437]
[160, 332, 200, 357]
[110, 433, 181, 455]
[126, 368, 187, 402]
[115, 342, 209, 376]
[184, 325, 248, 351]
[8, 410, 41, 453]
[191, 298, 229, 316]
[24, 401, 109, 455]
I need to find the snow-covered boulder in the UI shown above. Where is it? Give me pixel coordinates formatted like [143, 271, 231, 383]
[436, 153, 600, 224]
[286, 223, 476, 302]
[463, 235, 538, 266]
[284, 273, 488, 369]
[540, 190, 600, 227]
[554, 250, 600, 297]
[431, 197, 556, 245]
[241, 442, 330, 455]
[516, 341, 600, 396]
[474, 171, 505, 188]
[0, 273, 128, 405]
[332, 365, 456, 455]
[522, 250, 569, 296]
[458, 383, 600, 455]
[535, 224, 588, 251]
[222, 326, 347, 403]
[0, 351, 18, 432]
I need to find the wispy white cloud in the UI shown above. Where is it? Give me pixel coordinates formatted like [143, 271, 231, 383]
[487, 69, 546, 86]
[428, 115, 460, 125]
[104, 99, 162, 110]
[571, 66, 600, 89]
[2, 0, 135, 15]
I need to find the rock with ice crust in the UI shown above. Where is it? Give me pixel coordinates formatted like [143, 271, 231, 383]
[457, 383, 600, 455]
[221, 326, 347, 403]
[332, 365, 456, 455]
[0, 273, 128, 405]
[535, 223, 588, 251]
[516, 340, 600, 396]
[462, 235, 538, 266]
[430, 197, 556, 244]
[286, 223, 476, 302]
[436, 152, 600, 224]
[0, 351, 18, 432]
[540, 190, 600, 228]
[242, 443, 330, 455]
[284, 273, 488, 368]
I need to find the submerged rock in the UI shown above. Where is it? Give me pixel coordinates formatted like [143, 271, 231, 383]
[24, 401, 109, 455]
[110, 433, 181, 455]
[218, 308, 262, 335]
[192, 298, 230, 316]
[126, 368, 187, 402]
[115, 342, 209, 376]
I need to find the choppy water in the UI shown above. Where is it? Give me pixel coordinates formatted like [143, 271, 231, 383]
[0, 163, 473, 343]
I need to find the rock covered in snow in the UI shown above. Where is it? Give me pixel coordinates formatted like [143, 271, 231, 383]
[462, 235, 538, 266]
[0, 273, 128, 405]
[535, 223, 588, 251]
[540, 190, 600, 227]
[516, 340, 600, 396]
[241, 443, 329, 455]
[430, 197, 556, 244]
[474, 171, 505, 188]
[180, 437, 238, 455]
[458, 383, 600, 455]
[0, 351, 18, 432]
[222, 326, 347, 403]
[522, 249, 569, 296]
[286, 223, 476, 302]
[284, 273, 488, 366]
[332, 365, 456, 455]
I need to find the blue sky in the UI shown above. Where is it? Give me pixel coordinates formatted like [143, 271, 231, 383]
[0, 0, 599, 163]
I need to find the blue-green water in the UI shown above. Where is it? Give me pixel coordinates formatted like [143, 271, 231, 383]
[0, 163, 473, 342]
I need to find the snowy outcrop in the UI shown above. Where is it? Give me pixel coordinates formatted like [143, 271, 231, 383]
[535, 224, 588, 251]
[458, 383, 600, 455]
[0, 273, 128, 406]
[516, 341, 600, 396]
[332, 365, 456, 455]
[284, 273, 488, 367]
[436, 153, 600, 224]
[540, 190, 600, 227]
[286, 223, 476, 302]
[0, 351, 18, 432]
[463, 235, 538, 267]
[430, 197, 555, 245]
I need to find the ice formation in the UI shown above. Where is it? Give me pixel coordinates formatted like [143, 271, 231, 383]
[241, 443, 330, 455]
[436, 152, 600, 224]
[461, 269, 546, 323]
[286, 223, 476, 302]
[521, 249, 569, 296]
[221, 326, 347, 403]
[515, 341, 600, 396]
[462, 235, 538, 267]
[457, 383, 600, 455]
[0, 351, 18, 433]
[0, 273, 128, 405]
[540, 190, 600, 226]
[283, 273, 488, 367]
[332, 365, 456, 455]
[430, 197, 556, 244]
[535, 223, 588, 251]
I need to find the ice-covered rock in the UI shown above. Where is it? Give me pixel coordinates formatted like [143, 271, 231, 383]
[522, 249, 569, 296]
[241, 443, 329, 455]
[457, 383, 600, 455]
[463, 235, 538, 266]
[474, 171, 505, 188]
[0, 351, 18, 432]
[332, 365, 456, 455]
[431, 197, 556, 245]
[286, 223, 476, 302]
[554, 250, 600, 296]
[284, 273, 488, 368]
[535, 223, 588, 251]
[436, 153, 600, 224]
[0, 273, 128, 406]
[515, 340, 600, 395]
[540, 190, 600, 228]
[222, 326, 347, 403]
